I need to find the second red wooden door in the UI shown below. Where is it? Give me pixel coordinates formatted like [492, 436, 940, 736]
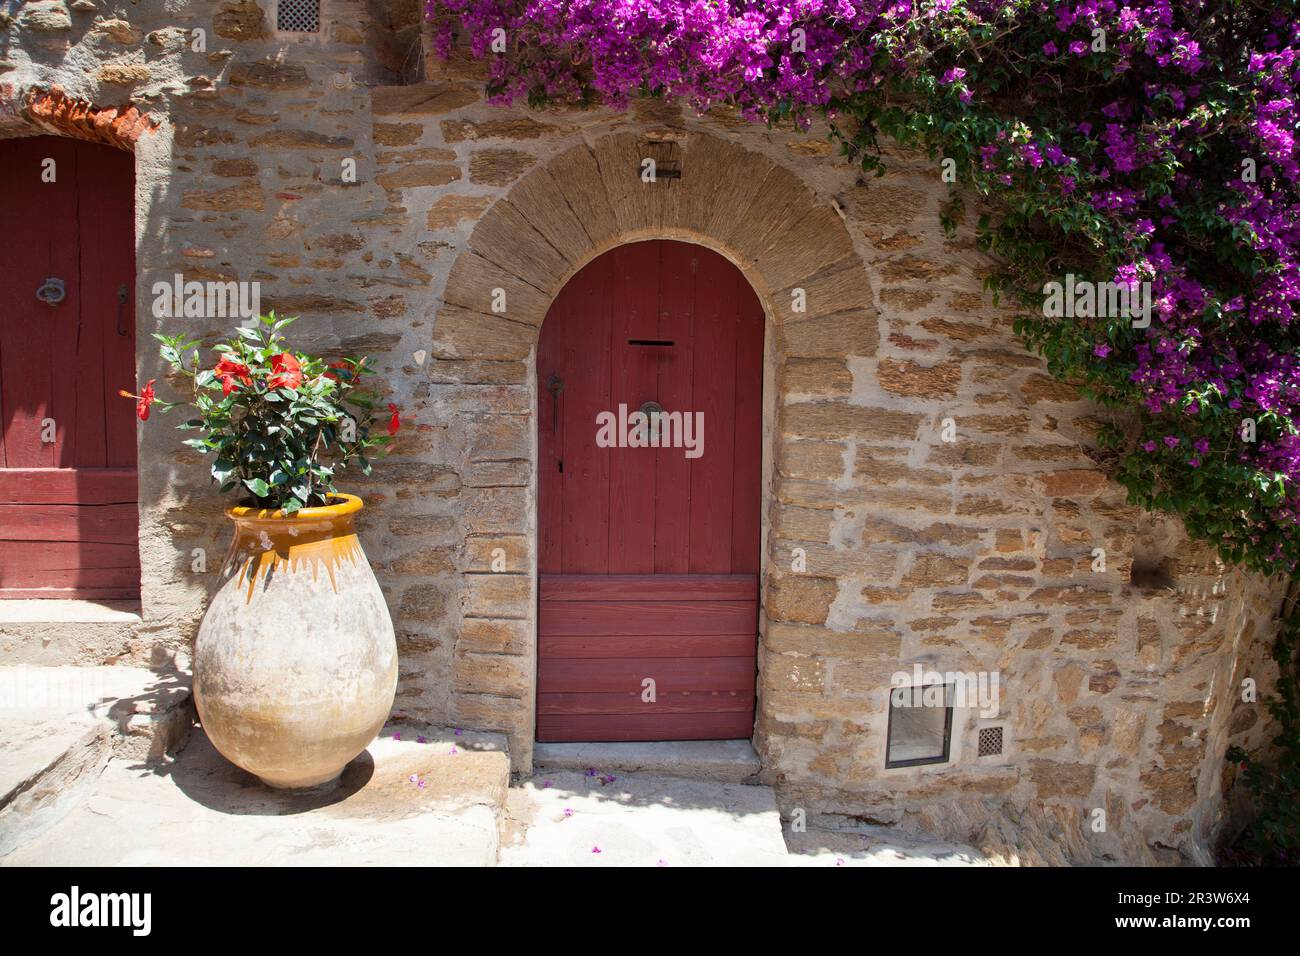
[0, 135, 139, 601]
[537, 240, 764, 741]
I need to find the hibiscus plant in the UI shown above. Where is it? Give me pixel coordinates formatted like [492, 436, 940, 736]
[124, 313, 399, 514]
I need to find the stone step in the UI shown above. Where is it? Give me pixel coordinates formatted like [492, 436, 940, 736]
[0, 665, 194, 858]
[784, 822, 995, 866]
[0, 600, 144, 666]
[1, 722, 512, 866]
[532, 739, 762, 783]
[499, 770, 790, 866]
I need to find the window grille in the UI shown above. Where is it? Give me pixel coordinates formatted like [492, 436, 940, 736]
[277, 0, 320, 33]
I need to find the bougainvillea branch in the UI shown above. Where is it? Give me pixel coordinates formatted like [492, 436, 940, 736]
[427, 0, 1300, 576]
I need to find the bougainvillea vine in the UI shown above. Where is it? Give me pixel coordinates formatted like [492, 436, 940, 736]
[426, 0, 1300, 577]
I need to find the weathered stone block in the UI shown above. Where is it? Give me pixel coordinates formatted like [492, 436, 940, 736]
[375, 163, 461, 190]
[460, 618, 530, 655]
[877, 358, 962, 398]
[468, 148, 537, 186]
[372, 85, 479, 115]
[427, 194, 494, 230]
[431, 307, 536, 361]
[778, 440, 846, 480]
[784, 358, 852, 396]
[779, 311, 878, 358]
[783, 403, 921, 442]
[767, 575, 838, 624]
[1029, 759, 1098, 800]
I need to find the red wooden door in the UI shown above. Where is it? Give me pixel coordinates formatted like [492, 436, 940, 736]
[0, 136, 139, 601]
[537, 241, 763, 741]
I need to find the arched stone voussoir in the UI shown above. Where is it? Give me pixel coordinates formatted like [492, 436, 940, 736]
[677, 134, 775, 237]
[468, 198, 573, 295]
[430, 305, 539, 362]
[592, 131, 659, 236]
[506, 163, 600, 265]
[754, 203, 856, 295]
[544, 143, 621, 249]
[775, 255, 877, 326]
[443, 250, 553, 326]
[720, 161, 821, 264]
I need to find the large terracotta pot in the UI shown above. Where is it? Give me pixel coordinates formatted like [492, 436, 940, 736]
[193, 493, 397, 789]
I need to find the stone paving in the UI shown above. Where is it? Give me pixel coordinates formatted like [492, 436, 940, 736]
[2, 725, 508, 867]
[0, 666, 993, 867]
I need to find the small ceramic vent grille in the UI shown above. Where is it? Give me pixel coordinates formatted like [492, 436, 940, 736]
[978, 726, 1004, 757]
[278, 0, 320, 32]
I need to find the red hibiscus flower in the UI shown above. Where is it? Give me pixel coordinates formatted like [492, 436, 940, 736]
[268, 352, 303, 390]
[214, 357, 252, 396]
[322, 360, 351, 383]
[119, 380, 156, 421]
[387, 403, 401, 436]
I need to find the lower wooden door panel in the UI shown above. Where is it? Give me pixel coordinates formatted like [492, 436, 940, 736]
[536, 573, 758, 742]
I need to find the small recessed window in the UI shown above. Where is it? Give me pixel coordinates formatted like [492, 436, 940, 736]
[886, 682, 954, 768]
[277, 0, 320, 33]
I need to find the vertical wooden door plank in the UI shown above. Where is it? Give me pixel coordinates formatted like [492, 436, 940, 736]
[559, 264, 612, 573]
[688, 248, 738, 573]
[607, 243, 660, 573]
[0, 137, 77, 468]
[75, 142, 136, 468]
[730, 269, 764, 574]
[653, 241, 696, 573]
[537, 272, 566, 573]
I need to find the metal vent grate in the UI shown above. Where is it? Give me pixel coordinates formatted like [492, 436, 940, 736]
[977, 725, 1004, 757]
[277, 0, 320, 33]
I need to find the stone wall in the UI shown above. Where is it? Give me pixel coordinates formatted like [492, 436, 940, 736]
[0, 0, 1287, 864]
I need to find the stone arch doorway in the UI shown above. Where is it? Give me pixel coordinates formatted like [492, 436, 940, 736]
[535, 239, 765, 742]
[432, 131, 877, 768]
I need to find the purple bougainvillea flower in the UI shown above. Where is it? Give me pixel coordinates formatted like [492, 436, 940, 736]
[563, 807, 574, 818]
[419, 0, 1300, 575]
[543, 780, 553, 789]
[392, 733, 401, 741]
[592, 846, 602, 854]
[449, 746, 458, 755]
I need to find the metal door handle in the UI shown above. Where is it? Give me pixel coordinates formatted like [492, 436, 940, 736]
[547, 374, 564, 431]
[116, 284, 129, 336]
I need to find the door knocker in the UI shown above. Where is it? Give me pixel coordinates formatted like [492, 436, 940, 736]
[640, 400, 665, 444]
[36, 277, 66, 306]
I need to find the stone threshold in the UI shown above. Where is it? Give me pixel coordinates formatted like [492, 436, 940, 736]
[532, 739, 762, 784]
[0, 599, 142, 624]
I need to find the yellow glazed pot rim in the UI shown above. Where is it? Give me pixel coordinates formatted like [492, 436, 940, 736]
[227, 492, 363, 522]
